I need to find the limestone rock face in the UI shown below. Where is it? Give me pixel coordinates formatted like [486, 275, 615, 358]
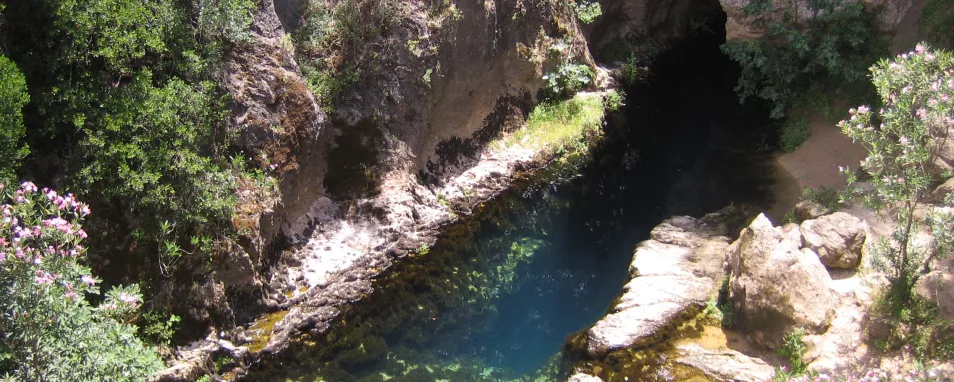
[727, 214, 836, 348]
[800, 212, 867, 269]
[585, 212, 734, 357]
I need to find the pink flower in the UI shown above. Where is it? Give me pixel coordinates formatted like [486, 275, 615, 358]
[858, 105, 870, 114]
[917, 108, 928, 120]
[34, 270, 54, 285]
[916, 43, 926, 54]
[118, 292, 139, 305]
[81, 275, 95, 286]
[19, 182, 36, 193]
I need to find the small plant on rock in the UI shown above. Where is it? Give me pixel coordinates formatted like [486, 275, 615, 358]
[543, 62, 594, 99]
[778, 328, 808, 374]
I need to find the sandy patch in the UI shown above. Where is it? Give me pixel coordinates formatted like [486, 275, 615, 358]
[777, 115, 868, 191]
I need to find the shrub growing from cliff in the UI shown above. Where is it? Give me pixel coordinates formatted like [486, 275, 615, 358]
[0, 182, 162, 380]
[840, 43, 954, 358]
[0, 57, 29, 184]
[1, 0, 262, 283]
[721, 0, 883, 119]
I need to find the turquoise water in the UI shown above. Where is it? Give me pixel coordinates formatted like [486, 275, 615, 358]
[255, 14, 780, 382]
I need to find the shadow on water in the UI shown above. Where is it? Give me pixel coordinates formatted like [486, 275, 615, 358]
[251, 10, 785, 382]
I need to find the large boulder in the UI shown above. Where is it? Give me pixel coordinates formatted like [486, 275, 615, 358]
[800, 212, 867, 269]
[727, 214, 836, 348]
[584, 213, 733, 357]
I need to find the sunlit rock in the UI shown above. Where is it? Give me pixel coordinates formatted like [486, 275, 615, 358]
[799, 212, 867, 269]
[727, 214, 835, 348]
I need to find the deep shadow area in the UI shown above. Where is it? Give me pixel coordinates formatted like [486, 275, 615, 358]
[248, 9, 784, 382]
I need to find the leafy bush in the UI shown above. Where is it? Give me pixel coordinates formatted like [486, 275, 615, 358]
[919, 0, 954, 50]
[572, 0, 602, 24]
[778, 328, 808, 374]
[802, 186, 840, 213]
[0, 56, 29, 183]
[543, 62, 594, 99]
[75, 72, 236, 276]
[0, 182, 163, 380]
[841, 43, 954, 297]
[840, 44, 954, 358]
[721, 0, 884, 119]
[603, 89, 626, 111]
[779, 117, 810, 152]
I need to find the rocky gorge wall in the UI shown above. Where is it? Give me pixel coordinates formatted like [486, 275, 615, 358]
[152, 0, 840, 379]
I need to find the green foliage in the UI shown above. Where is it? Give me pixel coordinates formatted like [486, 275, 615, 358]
[543, 62, 594, 99]
[779, 117, 810, 152]
[721, 0, 884, 119]
[802, 186, 841, 213]
[840, 44, 954, 297]
[194, 0, 257, 44]
[0, 57, 29, 183]
[572, 0, 602, 24]
[295, 0, 399, 109]
[603, 89, 626, 112]
[75, 71, 236, 275]
[141, 308, 182, 346]
[841, 44, 954, 360]
[621, 54, 650, 84]
[52, 0, 176, 72]
[919, 0, 954, 50]
[778, 328, 808, 374]
[0, 183, 163, 380]
[495, 93, 604, 153]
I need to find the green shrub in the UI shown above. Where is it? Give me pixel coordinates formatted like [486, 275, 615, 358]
[778, 328, 808, 374]
[919, 0, 954, 50]
[75, 72, 236, 276]
[603, 89, 626, 111]
[841, 44, 954, 358]
[779, 117, 810, 152]
[0, 182, 163, 380]
[721, 0, 884, 119]
[543, 62, 594, 99]
[0, 56, 29, 183]
[572, 0, 601, 24]
[141, 309, 182, 346]
[802, 186, 840, 213]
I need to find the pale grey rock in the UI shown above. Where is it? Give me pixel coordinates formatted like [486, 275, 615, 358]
[727, 214, 836, 348]
[675, 343, 775, 381]
[800, 212, 867, 269]
[585, 214, 732, 357]
[567, 373, 604, 382]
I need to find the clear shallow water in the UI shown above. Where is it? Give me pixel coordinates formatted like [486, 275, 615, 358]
[255, 14, 782, 382]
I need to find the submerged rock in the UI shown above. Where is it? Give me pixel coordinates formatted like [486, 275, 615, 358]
[799, 212, 867, 269]
[727, 214, 835, 348]
[584, 212, 735, 357]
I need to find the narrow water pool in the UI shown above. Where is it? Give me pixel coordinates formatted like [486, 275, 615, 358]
[255, 14, 784, 382]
